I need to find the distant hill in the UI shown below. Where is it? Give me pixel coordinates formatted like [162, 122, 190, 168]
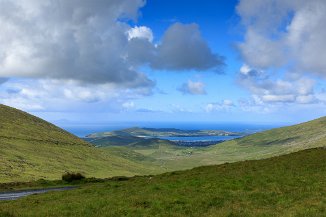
[99, 116, 326, 172]
[84, 133, 177, 147]
[86, 127, 241, 138]
[0, 104, 162, 183]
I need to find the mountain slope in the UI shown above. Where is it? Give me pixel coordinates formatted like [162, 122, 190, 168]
[188, 116, 326, 166]
[233, 116, 326, 147]
[1, 148, 326, 216]
[0, 104, 162, 183]
[0, 104, 89, 146]
[99, 116, 326, 172]
[210, 116, 326, 158]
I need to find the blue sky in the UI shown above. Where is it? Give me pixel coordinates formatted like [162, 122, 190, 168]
[1, 0, 326, 126]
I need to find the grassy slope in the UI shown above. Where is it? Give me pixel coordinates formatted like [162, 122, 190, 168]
[1, 103, 325, 183]
[0, 104, 162, 183]
[1, 148, 325, 217]
[102, 116, 326, 172]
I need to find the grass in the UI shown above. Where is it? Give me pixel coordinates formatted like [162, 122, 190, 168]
[101, 116, 326, 172]
[1, 148, 326, 216]
[0, 104, 89, 146]
[0, 104, 164, 183]
[0, 137, 166, 183]
[2, 103, 326, 184]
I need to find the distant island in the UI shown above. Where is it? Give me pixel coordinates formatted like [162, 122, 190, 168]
[86, 127, 242, 138]
[84, 127, 243, 147]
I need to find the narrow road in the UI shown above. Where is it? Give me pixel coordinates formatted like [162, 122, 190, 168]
[0, 186, 76, 201]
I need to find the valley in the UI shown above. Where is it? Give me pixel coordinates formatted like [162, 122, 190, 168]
[1, 104, 326, 216]
[1, 104, 326, 183]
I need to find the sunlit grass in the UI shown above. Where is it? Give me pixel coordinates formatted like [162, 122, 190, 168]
[1, 148, 325, 217]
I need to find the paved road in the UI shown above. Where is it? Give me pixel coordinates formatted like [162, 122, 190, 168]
[0, 186, 76, 201]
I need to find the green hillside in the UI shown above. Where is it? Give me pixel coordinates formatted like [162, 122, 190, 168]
[101, 116, 326, 172]
[1, 148, 326, 216]
[0, 104, 89, 146]
[0, 104, 162, 183]
[1, 103, 326, 183]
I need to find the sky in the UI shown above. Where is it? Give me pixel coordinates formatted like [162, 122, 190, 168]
[1, 0, 326, 126]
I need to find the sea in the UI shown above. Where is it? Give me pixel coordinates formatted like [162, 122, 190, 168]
[156, 135, 242, 142]
[60, 122, 287, 142]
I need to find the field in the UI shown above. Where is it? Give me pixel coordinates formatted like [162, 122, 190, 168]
[101, 116, 326, 172]
[0, 104, 164, 182]
[1, 148, 325, 217]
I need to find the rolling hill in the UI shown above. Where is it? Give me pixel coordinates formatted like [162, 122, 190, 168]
[99, 116, 326, 172]
[84, 134, 177, 147]
[1, 148, 325, 216]
[1, 103, 326, 183]
[0, 104, 162, 183]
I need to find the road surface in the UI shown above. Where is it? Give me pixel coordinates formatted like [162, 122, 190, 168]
[0, 186, 76, 201]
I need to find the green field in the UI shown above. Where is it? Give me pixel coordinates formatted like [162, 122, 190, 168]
[0, 104, 163, 182]
[101, 116, 326, 172]
[1, 148, 325, 217]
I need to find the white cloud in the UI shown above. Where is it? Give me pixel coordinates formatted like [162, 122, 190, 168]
[239, 64, 251, 75]
[0, 1, 224, 89]
[178, 80, 206, 95]
[204, 100, 235, 112]
[0, 0, 228, 115]
[127, 26, 153, 42]
[238, 29, 286, 68]
[0, 79, 151, 112]
[238, 66, 319, 105]
[261, 94, 295, 103]
[237, 0, 326, 77]
[171, 104, 192, 113]
[0, 0, 152, 88]
[122, 101, 135, 110]
[238, 98, 277, 114]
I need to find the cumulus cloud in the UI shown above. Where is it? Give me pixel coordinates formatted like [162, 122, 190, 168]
[238, 65, 318, 104]
[205, 100, 234, 112]
[127, 26, 153, 42]
[150, 23, 225, 71]
[0, 0, 152, 87]
[0, 79, 152, 112]
[178, 80, 206, 95]
[236, 0, 326, 109]
[237, 0, 326, 77]
[0, 0, 224, 90]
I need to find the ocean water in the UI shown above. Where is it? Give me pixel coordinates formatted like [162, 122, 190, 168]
[156, 135, 242, 142]
[60, 122, 286, 138]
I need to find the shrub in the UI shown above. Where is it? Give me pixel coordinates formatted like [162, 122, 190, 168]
[62, 172, 85, 182]
[110, 176, 129, 181]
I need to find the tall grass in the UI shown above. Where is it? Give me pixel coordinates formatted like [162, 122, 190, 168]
[1, 148, 326, 216]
